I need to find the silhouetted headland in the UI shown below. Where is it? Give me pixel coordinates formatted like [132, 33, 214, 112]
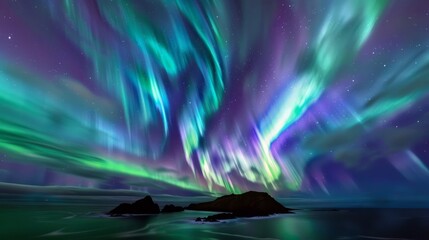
[161, 204, 184, 213]
[108, 196, 160, 216]
[187, 191, 292, 222]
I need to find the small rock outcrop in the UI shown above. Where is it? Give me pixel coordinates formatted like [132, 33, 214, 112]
[161, 204, 184, 213]
[196, 213, 236, 222]
[108, 196, 160, 216]
[188, 191, 292, 221]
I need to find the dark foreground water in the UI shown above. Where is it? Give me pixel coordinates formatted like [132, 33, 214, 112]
[1, 204, 429, 239]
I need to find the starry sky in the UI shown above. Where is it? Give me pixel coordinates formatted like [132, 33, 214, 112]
[0, 0, 429, 198]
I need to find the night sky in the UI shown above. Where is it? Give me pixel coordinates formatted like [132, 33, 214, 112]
[0, 0, 429, 198]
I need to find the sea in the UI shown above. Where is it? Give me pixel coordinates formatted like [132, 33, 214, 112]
[1, 201, 429, 239]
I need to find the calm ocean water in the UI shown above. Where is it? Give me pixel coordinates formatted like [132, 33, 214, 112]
[1, 203, 429, 239]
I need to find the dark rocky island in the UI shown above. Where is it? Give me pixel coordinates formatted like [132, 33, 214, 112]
[161, 204, 184, 213]
[187, 191, 292, 222]
[107, 191, 291, 222]
[108, 196, 160, 216]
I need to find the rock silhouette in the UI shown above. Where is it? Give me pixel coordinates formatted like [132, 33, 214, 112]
[107, 191, 290, 222]
[196, 213, 236, 222]
[108, 196, 160, 216]
[187, 191, 292, 220]
[161, 204, 184, 213]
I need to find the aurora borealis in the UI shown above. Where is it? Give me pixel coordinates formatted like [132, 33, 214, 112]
[1, 0, 429, 197]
